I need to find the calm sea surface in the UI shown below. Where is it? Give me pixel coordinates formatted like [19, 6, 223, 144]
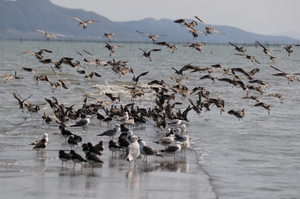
[1, 40, 300, 199]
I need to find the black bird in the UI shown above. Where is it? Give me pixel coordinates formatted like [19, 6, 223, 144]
[94, 140, 104, 152]
[86, 152, 103, 171]
[69, 150, 87, 170]
[59, 150, 71, 167]
[67, 136, 78, 149]
[59, 124, 74, 141]
[109, 140, 123, 157]
[87, 142, 102, 156]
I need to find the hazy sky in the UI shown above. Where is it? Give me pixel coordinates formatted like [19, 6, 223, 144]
[50, 0, 300, 36]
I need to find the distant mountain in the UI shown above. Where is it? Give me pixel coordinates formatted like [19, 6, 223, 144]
[0, 0, 299, 44]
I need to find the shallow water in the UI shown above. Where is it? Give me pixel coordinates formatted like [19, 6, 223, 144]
[1, 40, 300, 198]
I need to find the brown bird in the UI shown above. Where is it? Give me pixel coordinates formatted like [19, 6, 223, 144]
[229, 42, 247, 53]
[139, 48, 161, 61]
[95, 27, 120, 42]
[270, 65, 300, 83]
[194, 16, 225, 35]
[254, 102, 271, 115]
[235, 53, 260, 64]
[22, 67, 48, 84]
[136, 30, 167, 43]
[231, 67, 260, 80]
[228, 109, 245, 120]
[104, 43, 124, 56]
[256, 41, 280, 55]
[281, 44, 300, 56]
[22, 49, 52, 60]
[71, 16, 98, 29]
[156, 42, 178, 53]
[77, 69, 101, 83]
[33, 28, 58, 40]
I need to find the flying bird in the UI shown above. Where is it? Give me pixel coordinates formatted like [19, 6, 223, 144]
[136, 30, 167, 43]
[22, 49, 52, 60]
[71, 16, 98, 29]
[132, 71, 149, 84]
[95, 27, 120, 42]
[139, 48, 161, 61]
[228, 109, 245, 120]
[194, 16, 225, 35]
[104, 43, 124, 56]
[33, 28, 58, 40]
[229, 42, 247, 53]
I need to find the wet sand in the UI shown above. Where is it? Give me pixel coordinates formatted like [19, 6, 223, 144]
[0, 121, 216, 199]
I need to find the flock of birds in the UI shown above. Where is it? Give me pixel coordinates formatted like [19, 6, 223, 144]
[3, 15, 300, 171]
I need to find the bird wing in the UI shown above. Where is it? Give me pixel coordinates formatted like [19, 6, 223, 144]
[71, 16, 83, 23]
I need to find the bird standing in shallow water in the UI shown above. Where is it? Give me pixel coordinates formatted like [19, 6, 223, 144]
[86, 152, 103, 171]
[159, 141, 182, 162]
[70, 150, 87, 170]
[59, 150, 71, 168]
[125, 135, 140, 167]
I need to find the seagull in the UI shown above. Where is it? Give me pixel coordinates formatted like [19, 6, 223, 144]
[125, 135, 140, 167]
[179, 135, 190, 155]
[136, 30, 167, 43]
[139, 48, 161, 61]
[155, 134, 175, 148]
[85, 152, 103, 171]
[228, 109, 245, 120]
[33, 28, 58, 40]
[97, 124, 121, 140]
[138, 139, 162, 162]
[159, 141, 181, 162]
[71, 16, 98, 29]
[59, 150, 71, 168]
[69, 150, 87, 170]
[70, 115, 91, 128]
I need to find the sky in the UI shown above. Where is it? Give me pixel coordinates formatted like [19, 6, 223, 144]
[49, 0, 300, 38]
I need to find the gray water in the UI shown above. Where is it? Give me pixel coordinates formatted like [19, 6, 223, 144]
[1, 40, 300, 199]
